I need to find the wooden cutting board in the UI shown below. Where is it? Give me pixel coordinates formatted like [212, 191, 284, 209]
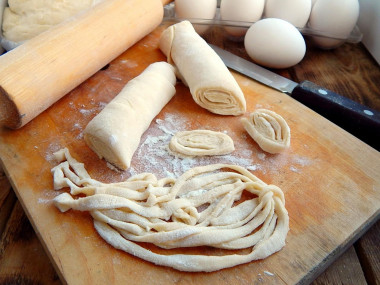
[0, 25, 379, 285]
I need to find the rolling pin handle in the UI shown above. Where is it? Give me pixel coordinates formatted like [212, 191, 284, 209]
[0, 87, 21, 129]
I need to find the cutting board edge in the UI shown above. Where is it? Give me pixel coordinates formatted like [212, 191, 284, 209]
[297, 209, 380, 285]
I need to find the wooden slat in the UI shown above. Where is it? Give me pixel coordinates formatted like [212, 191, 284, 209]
[0, 169, 14, 236]
[312, 246, 367, 285]
[0, 201, 60, 284]
[1, 161, 57, 284]
[356, 220, 380, 285]
[292, 40, 380, 111]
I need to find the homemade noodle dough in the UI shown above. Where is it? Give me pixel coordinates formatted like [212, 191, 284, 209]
[242, 109, 290, 153]
[2, 0, 101, 43]
[169, 129, 235, 157]
[84, 62, 177, 170]
[52, 148, 289, 272]
[159, 21, 246, 116]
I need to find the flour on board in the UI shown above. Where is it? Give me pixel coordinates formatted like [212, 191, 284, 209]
[128, 112, 267, 178]
[120, 59, 138, 69]
[43, 110, 313, 182]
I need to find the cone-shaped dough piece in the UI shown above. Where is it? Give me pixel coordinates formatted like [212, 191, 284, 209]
[242, 109, 290, 154]
[84, 62, 177, 170]
[159, 21, 246, 116]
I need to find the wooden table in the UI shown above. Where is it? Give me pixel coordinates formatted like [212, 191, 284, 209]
[0, 25, 379, 284]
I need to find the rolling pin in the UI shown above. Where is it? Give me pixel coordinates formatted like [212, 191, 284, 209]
[0, 0, 173, 129]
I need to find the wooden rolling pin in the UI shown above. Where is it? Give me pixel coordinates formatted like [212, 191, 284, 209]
[0, 0, 173, 129]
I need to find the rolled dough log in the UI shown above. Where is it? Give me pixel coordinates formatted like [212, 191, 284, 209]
[84, 62, 177, 170]
[242, 109, 291, 153]
[159, 21, 246, 116]
[169, 129, 235, 156]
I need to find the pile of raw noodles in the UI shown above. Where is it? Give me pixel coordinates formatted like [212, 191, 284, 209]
[52, 148, 289, 272]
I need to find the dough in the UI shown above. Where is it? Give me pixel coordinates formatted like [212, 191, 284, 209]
[242, 109, 290, 154]
[84, 62, 177, 170]
[52, 148, 289, 272]
[159, 21, 246, 116]
[2, 0, 102, 43]
[169, 129, 234, 156]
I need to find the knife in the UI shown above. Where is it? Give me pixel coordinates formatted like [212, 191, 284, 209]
[209, 44, 380, 151]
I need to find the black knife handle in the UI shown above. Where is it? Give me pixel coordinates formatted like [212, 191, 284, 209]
[291, 80, 380, 151]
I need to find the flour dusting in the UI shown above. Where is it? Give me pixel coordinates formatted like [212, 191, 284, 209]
[257, 152, 266, 160]
[292, 155, 312, 167]
[109, 134, 118, 146]
[38, 189, 60, 204]
[290, 166, 300, 173]
[264, 270, 275, 276]
[43, 109, 313, 183]
[127, 113, 268, 178]
[120, 59, 138, 69]
[79, 108, 97, 116]
[45, 142, 64, 163]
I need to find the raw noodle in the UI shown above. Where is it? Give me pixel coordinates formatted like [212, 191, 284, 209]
[52, 148, 289, 272]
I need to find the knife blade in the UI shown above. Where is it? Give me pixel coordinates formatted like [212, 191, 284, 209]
[209, 44, 380, 151]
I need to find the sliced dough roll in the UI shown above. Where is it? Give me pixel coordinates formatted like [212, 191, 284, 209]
[84, 62, 176, 170]
[169, 130, 235, 156]
[159, 20, 246, 116]
[242, 109, 290, 154]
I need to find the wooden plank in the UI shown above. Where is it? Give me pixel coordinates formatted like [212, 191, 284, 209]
[0, 168, 14, 236]
[292, 40, 380, 111]
[0, 25, 379, 284]
[0, 201, 60, 284]
[356, 220, 380, 285]
[312, 246, 367, 285]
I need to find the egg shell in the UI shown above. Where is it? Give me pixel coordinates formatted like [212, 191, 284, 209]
[244, 18, 306, 69]
[264, 0, 312, 28]
[220, 0, 265, 37]
[308, 0, 360, 48]
[175, 0, 217, 34]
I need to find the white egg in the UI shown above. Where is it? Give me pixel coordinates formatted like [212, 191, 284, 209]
[308, 0, 359, 48]
[244, 18, 306, 69]
[175, 0, 217, 34]
[220, 0, 265, 37]
[264, 0, 312, 28]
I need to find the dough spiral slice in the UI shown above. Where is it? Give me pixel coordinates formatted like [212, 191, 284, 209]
[51, 148, 289, 272]
[169, 130, 235, 156]
[242, 109, 291, 154]
[159, 21, 246, 116]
